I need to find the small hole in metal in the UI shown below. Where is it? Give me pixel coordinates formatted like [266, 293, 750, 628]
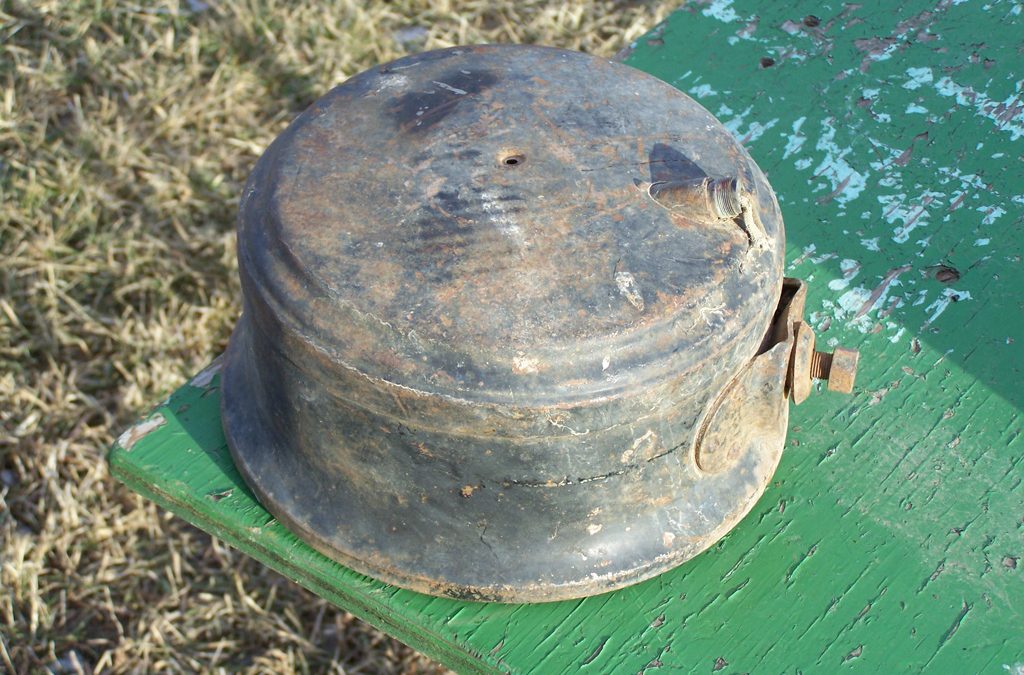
[501, 153, 525, 167]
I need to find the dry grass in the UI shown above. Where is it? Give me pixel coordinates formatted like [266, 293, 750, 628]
[0, 0, 676, 671]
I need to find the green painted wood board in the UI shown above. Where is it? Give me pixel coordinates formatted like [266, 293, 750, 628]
[109, 1, 1024, 671]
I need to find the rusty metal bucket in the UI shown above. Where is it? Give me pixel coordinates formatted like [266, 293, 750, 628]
[221, 44, 857, 602]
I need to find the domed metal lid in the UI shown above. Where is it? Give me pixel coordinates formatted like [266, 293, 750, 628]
[223, 44, 792, 602]
[235, 44, 783, 406]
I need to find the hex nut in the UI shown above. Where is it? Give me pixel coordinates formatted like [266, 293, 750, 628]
[827, 347, 859, 393]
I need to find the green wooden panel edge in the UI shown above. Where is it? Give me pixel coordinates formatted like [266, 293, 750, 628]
[109, 364, 504, 675]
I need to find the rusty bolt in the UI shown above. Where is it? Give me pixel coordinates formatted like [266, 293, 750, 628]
[789, 322, 859, 403]
[708, 177, 742, 219]
[644, 175, 743, 221]
[810, 346, 859, 393]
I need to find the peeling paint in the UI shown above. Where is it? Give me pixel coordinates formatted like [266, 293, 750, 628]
[828, 259, 862, 291]
[190, 354, 224, 388]
[689, 83, 718, 99]
[934, 76, 1024, 140]
[903, 66, 934, 90]
[878, 192, 943, 243]
[783, 116, 807, 159]
[117, 413, 166, 451]
[812, 118, 867, 206]
[924, 288, 972, 326]
[977, 205, 1006, 225]
[701, 0, 740, 23]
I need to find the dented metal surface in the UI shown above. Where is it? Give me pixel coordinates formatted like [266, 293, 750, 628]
[221, 44, 855, 602]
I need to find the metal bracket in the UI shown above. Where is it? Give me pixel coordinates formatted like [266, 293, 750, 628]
[776, 278, 860, 404]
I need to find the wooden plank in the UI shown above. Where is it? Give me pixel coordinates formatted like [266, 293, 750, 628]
[110, 1, 1024, 671]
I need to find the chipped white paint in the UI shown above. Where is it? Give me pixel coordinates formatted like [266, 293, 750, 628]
[615, 271, 645, 311]
[740, 118, 780, 144]
[905, 102, 929, 114]
[812, 118, 867, 206]
[878, 191, 943, 244]
[117, 413, 166, 452]
[828, 259, 861, 291]
[975, 238, 991, 246]
[835, 288, 873, 328]
[783, 116, 807, 159]
[978, 205, 1006, 225]
[824, 270, 906, 335]
[602, 354, 611, 371]
[701, 0, 739, 22]
[934, 76, 1024, 140]
[903, 66, 934, 90]
[190, 353, 224, 388]
[861, 237, 880, 252]
[587, 523, 603, 536]
[924, 288, 973, 326]
[689, 83, 718, 99]
[662, 531, 676, 548]
[936, 165, 988, 191]
[787, 243, 817, 270]
[720, 103, 778, 145]
[720, 104, 750, 134]
[861, 38, 899, 67]
[810, 252, 837, 265]
[672, 69, 694, 85]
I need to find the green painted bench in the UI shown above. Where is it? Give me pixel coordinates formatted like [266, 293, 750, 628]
[110, 1, 1024, 671]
